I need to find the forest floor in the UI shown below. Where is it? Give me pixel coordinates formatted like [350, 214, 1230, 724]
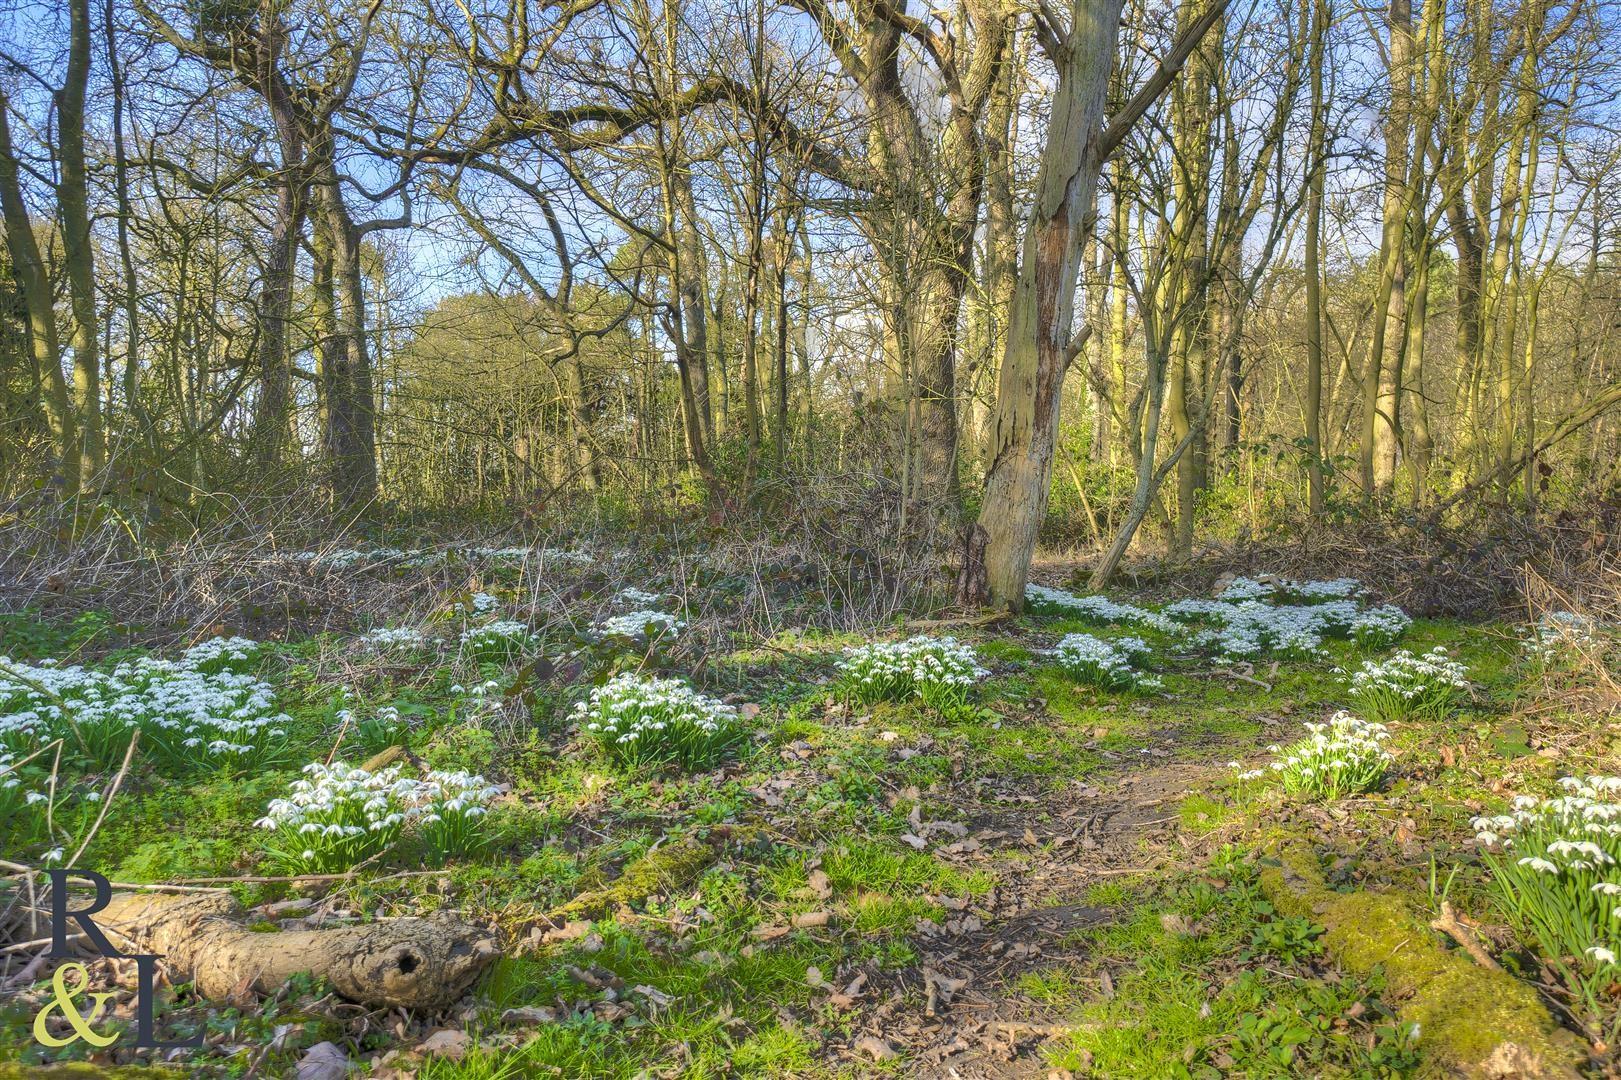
[0, 539, 1616, 1078]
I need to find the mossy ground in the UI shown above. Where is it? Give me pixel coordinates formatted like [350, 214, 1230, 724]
[2, 565, 1614, 1077]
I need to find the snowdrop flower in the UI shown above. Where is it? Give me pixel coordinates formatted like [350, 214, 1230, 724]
[1052, 633, 1161, 691]
[1240, 712, 1391, 800]
[359, 626, 429, 650]
[594, 610, 685, 641]
[575, 674, 742, 770]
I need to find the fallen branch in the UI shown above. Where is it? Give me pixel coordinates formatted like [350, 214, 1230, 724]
[93, 891, 498, 1010]
[1429, 901, 1502, 971]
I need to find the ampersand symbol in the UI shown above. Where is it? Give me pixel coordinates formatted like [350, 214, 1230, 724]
[32, 962, 117, 1048]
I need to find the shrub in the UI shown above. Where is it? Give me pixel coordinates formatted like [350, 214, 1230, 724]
[1237, 712, 1391, 799]
[573, 674, 742, 770]
[1342, 647, 1468, 723]
[1473, 776, 1621, 1041]
[1052, 633, 1161, 691]
[836, 635, 989, 715]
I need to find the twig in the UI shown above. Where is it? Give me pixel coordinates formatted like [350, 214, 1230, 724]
[66, 728, 140, 869]
[1428, 902, 1502, 971]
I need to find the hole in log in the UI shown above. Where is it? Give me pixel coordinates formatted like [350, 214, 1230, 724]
[397, 951, 420, 974]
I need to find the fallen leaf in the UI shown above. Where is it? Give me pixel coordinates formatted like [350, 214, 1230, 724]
[295, 1042, 351, 1080]
[501, 1006, 558, 1025]
[1160, 913, 1192, 935]
[416, 1029, 470, 1060]
[540, 920, 594, 944]
[633, 984, 674, 1008]
[792, 910, 831, 928]
[856, 1035, 898, 1062]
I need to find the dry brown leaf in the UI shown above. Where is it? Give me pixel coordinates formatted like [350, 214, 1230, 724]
[856, 1035, 898, 1062]
[416, 1029, 470, 1061]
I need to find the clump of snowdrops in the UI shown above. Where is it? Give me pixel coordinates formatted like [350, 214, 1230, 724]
[1341, 646, 1468, 723]
[459, 620, 536, 662]
[255, 761, 500, 874]
[1052, 633, 1161, 691]
[1473, 776, 1621, 1041]
[1236, 712, 1391, 800]
[573, 674, 742, 770]
[1, 750, 114, 866]
[1022, 585, 1177, 632]
[358, 626, 431, 652]
[0, 639, 290, 773]
[837, 635, 989, 716]
[1520, 611, 1603, 668]
[594, 609, 685, 643]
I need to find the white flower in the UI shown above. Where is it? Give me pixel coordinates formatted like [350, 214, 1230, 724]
[1051, 633, 1160, 691]
[594, 610, 685, 641]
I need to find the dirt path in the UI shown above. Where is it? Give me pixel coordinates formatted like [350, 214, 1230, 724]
[828, 756, 1224, 1076]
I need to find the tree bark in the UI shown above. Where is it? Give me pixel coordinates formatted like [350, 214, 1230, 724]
[97, 892, 498, 1010]
[975, 0, 1127, 608]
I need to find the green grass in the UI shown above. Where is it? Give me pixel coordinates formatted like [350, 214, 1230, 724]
[0, 601, 1561, 1077]
[1044, 854, 1419, 1077]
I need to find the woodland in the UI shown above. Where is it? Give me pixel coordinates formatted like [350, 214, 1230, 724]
[1, 0, 1621, 1074]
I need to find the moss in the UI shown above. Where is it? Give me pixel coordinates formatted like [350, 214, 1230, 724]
[549, 837, 718, 921]
[0, 1067, 178, 1079]
[1259, 839, 1587, 1078]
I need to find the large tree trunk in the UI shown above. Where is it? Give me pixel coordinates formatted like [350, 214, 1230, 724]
[317, 175, 379, 506]
[0, 94, 78, 495]
[1363, 0, 1415, 497]
[57, 0, 104, 483]
[253, 91, 307, 471]
[1304, 0, 1329, 516]
[975, 0, 1126, 609]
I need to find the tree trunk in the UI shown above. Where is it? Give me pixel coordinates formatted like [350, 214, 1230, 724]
[0, 94, 78, 495]
[974, 0, 1126, 609]
[1304, 0, 1328, 515]
[57, 0, 104, 482]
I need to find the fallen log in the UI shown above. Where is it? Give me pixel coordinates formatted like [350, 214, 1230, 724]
[96, 892, 498, 1010]
[1259, 839, 1586, 1078]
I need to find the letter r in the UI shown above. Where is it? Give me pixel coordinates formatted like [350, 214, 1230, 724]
[47, 870, 125, 958]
